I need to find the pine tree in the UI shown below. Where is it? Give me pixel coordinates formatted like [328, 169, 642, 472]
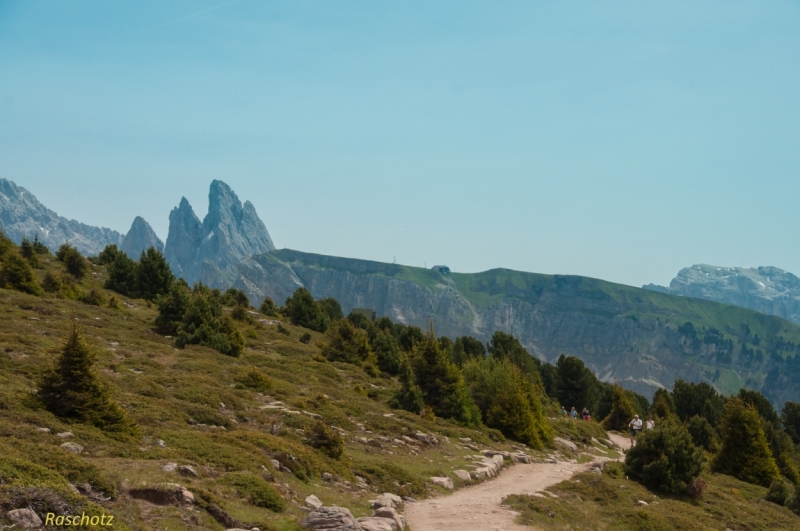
[136, 247, 174, 301]
[712, 397, 780, 487]
[781, 401, 800, 445]
[389, 357, 424, 414]
[555, 354, 599, 414]
[155, 281, 190, 334]
[19, 237, 40, 268]
[602, 384, 639, 431]
[371, 329, 402, 375]
[31, 235, 50, 255]
[624, 418, 704, 494]
[285, 288, 329, 332]
[259, 296, 278, 317]
[686, 415, 719, 452]
[105, 253, 138, 297]
[320, 319, 374, 365]
[650, 387, 676, 419]
[0, 249, 44, 295]
[38, 321, 136, 437]
[57, 243, 89, 279]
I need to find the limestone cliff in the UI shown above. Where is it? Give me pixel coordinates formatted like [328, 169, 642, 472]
[225, 250, 800, 405]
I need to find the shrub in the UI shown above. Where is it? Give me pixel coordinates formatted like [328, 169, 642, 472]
[650, 387, 676, 420]
[766, 478, 792, 506]
[78, 288, 107, 306]
[787, 491, 800, 515]
[685, 477, 707, 499]
[175, 285, 245, 357]
[235, 368, 272, 392]
[57, 243, 88, 280]
[318, 297, 343, 322]
[38, 321, 136, 437]
[108, 295, 121, 309]
[42, 271, 63, 293]
[259, 296, 278, 316]
[285, 287, 329, 332]
[154, 281, 190, 334]
[624, 418, 704, 495]
[31, 235, 49, 255]
[601, 384, 639, 431]
[97, 244, 123, 265]
[277, 323, 290, 335]
[389, 358, 424, 414]
[712, 397, 780, 487]
[0, 250, 43, 295]
[307, 421, 344, 459]
[225, 472, 285, 512]
[299, 332, 312, 344]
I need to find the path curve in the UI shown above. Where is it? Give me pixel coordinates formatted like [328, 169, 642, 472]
[405, 432, 628, 531]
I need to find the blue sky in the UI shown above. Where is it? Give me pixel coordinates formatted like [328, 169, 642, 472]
[1, 1, 800, 287]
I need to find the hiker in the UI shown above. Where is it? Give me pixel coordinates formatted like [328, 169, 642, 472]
[570, 407, 578, 420]
[646, 415, 655, 430]
[628, 414, 643, 447]
[561, 405, 567, 416]
[582, 407, 590, 421]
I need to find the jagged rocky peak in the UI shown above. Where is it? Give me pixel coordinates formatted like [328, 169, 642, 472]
[0, 177, 123, 255]
[120, 216, 164, 259]
[164, 181, 275, 284]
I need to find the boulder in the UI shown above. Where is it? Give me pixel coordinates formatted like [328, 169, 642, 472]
[301, 506, 363, 530]
[554, 437, 578, 452]
[373, 506, 404, 530]
[357, 517, 396, 531]
[129, 483, 195, 506]
[178, 465, 198, 477]
[35, 427, 50, 433]
[56, 431, 74, 439]
[162, 462, 178, 473]
[305, 495, 323, 510]
[453, 470, 471, 481]
[369, 493, 402, 509]
[322, 472, 334, 482]
[430, 477, 454, 490]
[6, 508, 43, 529]
[60, 442, 84, 454]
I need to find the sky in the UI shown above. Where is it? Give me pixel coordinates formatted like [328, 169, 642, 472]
[1, 1, 800, 287]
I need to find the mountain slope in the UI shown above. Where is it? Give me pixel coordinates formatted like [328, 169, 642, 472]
[0, 178, 124, 255]
[225, 249, 800, 405]
[120, 216, 164, 258]
[644, 264, 800, 325]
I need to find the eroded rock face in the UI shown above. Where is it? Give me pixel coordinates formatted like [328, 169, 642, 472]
[6, 508, 42, 529]
[0, 177, 123, 255]
[164, 181, 274, 285]
[129, 483, 195, 506]
[121, 216, 164, 258]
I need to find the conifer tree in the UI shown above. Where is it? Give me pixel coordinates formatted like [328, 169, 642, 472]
[105, 253, 138, 296]
[38, 321, 136, 437]
[371, 329, 402, 375]
[712, 397, 780, 487]
[259, 296, 278, 317]
[136, 247, 174, 301]
[0, 249, 44, 295]
[555, 354, 599, 413]
[782, 401, 800, 445]
[155, 280, 190, 334]
[19, 237, 40, 268]
[31, 235, 49, 255]
[320, 319, 374, 365]
[97, 244, 124, 265]
[602, 384, 639, 431]
[650, 387, 676, 419]
[389, 357, 424, 414]
[686, 415, 719, 452]
[57, 243, 89, 280]
[285, 288, 329, 332]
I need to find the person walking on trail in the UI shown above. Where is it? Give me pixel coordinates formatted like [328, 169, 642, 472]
[561, 405, 567, 416]
[570, 407, 578, 420]
[646, 415, 655, 430]
[629, 414, 643, 447]
[582, 408, 590, 421]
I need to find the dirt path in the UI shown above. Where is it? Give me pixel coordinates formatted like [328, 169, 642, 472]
[405, 432, 628, 531]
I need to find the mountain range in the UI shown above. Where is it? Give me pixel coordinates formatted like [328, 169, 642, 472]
[3, 177, 800, 405]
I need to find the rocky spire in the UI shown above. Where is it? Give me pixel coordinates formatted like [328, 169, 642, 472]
[163, 181, 275, 284]
[120, 216, 164, 259]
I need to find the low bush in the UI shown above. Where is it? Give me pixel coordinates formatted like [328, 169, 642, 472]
[224, 472, 285, 512]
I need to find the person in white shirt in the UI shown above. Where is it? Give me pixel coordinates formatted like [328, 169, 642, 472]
[646, 415, 655, 430]
[628, 414, 643, 447]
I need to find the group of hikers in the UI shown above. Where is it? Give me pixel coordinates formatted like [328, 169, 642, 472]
[560, 405, 656, 448]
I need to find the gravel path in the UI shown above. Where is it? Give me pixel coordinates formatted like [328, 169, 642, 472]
[404, 431, 628, 531]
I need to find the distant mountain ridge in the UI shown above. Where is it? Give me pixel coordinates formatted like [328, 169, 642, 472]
[0, 178, 124, 255]
[644, 264, 800, 324]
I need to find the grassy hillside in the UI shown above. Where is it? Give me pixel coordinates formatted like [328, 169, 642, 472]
[505, 463, 800, 530]
[0, 255, 543, 530]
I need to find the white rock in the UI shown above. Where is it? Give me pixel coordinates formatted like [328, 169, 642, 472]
[373, 506, 404, 530]
[162, 462, 178, 472]
[301, 506, 362, 530]
[305, 495, 323, 510]
[56, 431, 74, 439]
[430, 476, 454, 489]
[554, 437, 578, 451]
[358, 516, 397, 531]
[453, 469, 472, 481]
[6, 508, 42, 529]
[60, 442, 83, 454]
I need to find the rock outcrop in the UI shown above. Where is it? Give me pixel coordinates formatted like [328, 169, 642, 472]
[644, 264, 800, 324]
[120, 216, 164, 258]
[0, 177, 123, 255]
[164, 180, 274, 285]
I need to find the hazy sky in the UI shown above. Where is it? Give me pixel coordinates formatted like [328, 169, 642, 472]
[2, 1, 799, 287]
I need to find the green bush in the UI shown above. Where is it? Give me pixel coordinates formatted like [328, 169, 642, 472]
[78, 288, 107, 306]
[56, 243, 88, 280]
[225, 472, 285, 512]
[104, 253, 137, 296]
[320, 319, 374, 365]
[299, 332, 312, 344]
[0, 249, 43, 295]
[175, 285, 245, 357]
[19, 237, 40, 268]
[686, 415, 719, 452]
[389, 358, 424, 414]
[624, 418, 704, 495]
[235, 368, 272, 392]
[371, 329, 402, 375]
[712, 397, 780, 487]
[259, 296, 278, 316]
[42, 270, 63, 293]
[766, 478, 792, 506]
[154, 281, 190, 334]
[601, 384, 639, 431]
[307, 421, 344, 459]
[285, 287, 329, 332]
